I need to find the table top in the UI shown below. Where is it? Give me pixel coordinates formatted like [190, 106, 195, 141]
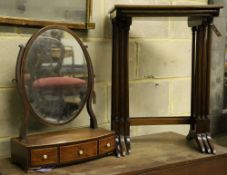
[12, 127, 114, 147]
[1, 132, 227, 175]
[110, 5, 223, 18]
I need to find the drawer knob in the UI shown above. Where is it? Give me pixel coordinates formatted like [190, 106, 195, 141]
[106, 143, 111, 148]
[43, 154, 48, 160]
[78, 150, 84, 155]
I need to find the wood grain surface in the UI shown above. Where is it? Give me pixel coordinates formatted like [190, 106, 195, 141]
[3, 132, 227, 175]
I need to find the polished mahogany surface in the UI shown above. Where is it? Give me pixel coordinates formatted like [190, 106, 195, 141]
[12, 128, 114, 147]
[110, 5, 223, 17]
[4, 133, 227, 175]
[11, 25, 115, 171]
[110, 4, 222, 156]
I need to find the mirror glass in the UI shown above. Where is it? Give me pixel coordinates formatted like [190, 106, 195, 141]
[23, 28, 88, 124]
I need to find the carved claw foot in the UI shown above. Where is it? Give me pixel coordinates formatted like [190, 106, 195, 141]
[206, 134, 216, 154]
[125, 136, 131, 154]
[115, 135, 131, 157]
[187, 131, 216, 154]
[115, 136, 121, 157]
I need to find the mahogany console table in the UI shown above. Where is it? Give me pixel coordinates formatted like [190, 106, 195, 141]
[109, 5, 223, 156]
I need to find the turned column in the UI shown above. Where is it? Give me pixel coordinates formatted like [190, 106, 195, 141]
[111, 16, 132, 156]
[189, 17, 215, 153]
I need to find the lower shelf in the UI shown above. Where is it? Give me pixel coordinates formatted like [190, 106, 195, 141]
[11, 127, 115, 171]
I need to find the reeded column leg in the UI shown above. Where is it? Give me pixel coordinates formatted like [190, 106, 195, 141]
[111, 16, 132, 157]
[187, 18, 215, 154]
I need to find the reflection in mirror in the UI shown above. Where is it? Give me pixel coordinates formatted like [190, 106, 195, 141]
[24, 29, 88, 124]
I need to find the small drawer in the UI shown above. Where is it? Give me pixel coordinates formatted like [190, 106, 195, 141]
[99, 135, 115, 155]
[60, 140, 97, 163]
[30, 147, 58, 167]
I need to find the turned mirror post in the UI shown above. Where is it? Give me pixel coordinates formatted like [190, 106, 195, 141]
[110, 5, 222, 156]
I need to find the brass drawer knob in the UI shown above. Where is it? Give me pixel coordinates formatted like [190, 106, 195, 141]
[106, 143, 111, 148]
[78, 150, 84, 155]
[43, 154, 48, 160]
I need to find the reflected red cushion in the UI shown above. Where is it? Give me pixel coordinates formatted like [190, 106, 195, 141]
[33, 77, 86, 89]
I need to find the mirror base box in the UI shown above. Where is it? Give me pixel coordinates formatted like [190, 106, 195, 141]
[11, 127, 115, 171]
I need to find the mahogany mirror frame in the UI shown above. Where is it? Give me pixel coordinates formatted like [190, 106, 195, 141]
[11, 26, 115, 172]
[16, 25, 98, 140]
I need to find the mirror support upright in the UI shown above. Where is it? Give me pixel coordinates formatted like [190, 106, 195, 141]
[16, 45, 29, 141]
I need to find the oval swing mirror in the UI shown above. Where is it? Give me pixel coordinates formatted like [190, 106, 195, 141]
[11, 26, 116, 171]
[21, 26, 92, 125]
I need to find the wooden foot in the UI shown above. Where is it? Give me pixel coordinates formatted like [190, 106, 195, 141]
[115, 136, 121, 157]
[125, 136, 131, 154]
[120, 135, 127, 156]
[187, 131, 216, 154]
[206, 134, 216, 154]
[115, 135, 131, 157]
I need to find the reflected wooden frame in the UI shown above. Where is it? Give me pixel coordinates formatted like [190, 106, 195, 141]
[0, 0, 95, 30]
